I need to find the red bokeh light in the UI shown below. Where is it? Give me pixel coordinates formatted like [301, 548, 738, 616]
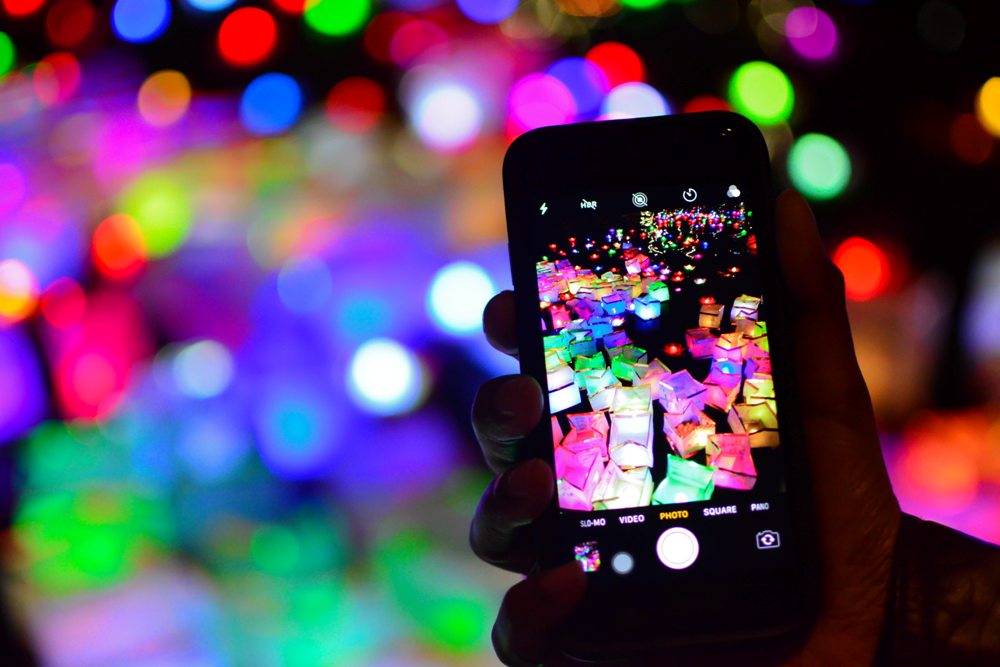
[949, 113, 994, 165]
[684, 95, 731, 113]
[326, 77, 386, 133]
[271, 0, 309, 14]
[92, 214, 147, 280]
[363, 10, 411, 64]
[218, 8, 278, 68]
[585, 42, 645, 89]
[389, 19, 448, 66]
[3, 0, 45, 17]
[32, 52, 81, 107]
[39, 277, 86, 329]
[45, 0, 96, 49]
[833, 236, 889, 301]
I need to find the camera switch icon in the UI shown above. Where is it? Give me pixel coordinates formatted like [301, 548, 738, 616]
[756, 530, 781, 550]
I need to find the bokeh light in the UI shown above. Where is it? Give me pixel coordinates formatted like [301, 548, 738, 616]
[218, 7, 278, 67]
[508, 73, 576, 132]
[0, 259, 39, 325]
[254, 381, 341, 479]
[0, 162, 26, 215]
[137, 70, 192, 127]
[2, 0, 44, 17]
[949, 113, 994, 165]
[601, 82, 669, 119]
[45, 0, 96, 49]
[326, 77, 385, 132]
[785, 7, 838, 61]
[32, 52, 81, 107]
[427, 261, 494, 335]
[0, 32, 15, 78]
[111, 0, 172, 44]
[410, 82, 483, 152]
[556, 0, 620, 17]
[39, 277, 86, 329]
[389, 18, 447, 66]
[728, 61, 794, 125]
[547, 57, 610, 118]
[304, 0, 371, 37]
[347, 338, 425, 416]
[271, 0, 308, 14]
[787, 133, 852, 200]
[975, 77, 1000, 138]
[186, 0, 237, 10]
[585, 42, 645, 89]
[117, 172, 194, 258]
[683, 95, 731, 113]
[240, 73, 303, 135]
[457, 0, 517, 25]
[173, 340, 234, 398]
[0, 327, 46, 442]
[91, 214, 147, 280]
[620, 0, 667, 9]
[833, 237, 889, 302]
[277, 255, 333, 314]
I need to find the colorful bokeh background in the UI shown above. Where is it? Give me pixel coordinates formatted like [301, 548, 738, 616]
[0, 0, 999, 664]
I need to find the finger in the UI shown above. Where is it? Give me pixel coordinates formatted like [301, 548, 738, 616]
[472, 374, 545, 473]
[470, 458, 554, 572]
[493, 562, 588, 667]
[484, 290, 519, 357]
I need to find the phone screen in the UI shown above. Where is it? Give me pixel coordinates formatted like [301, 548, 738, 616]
[534, 182, 794, 577]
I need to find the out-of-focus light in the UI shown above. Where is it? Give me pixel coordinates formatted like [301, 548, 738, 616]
[585, 42, 645, 89]
[45, 0, 96, 49]
[457, 0, 517, 24]
[92, 214, 147, 280]
[0, 327, 46, 442]
[547, 57, 610, 118]
[917, 1, 965, 53]
[32, 52, 81, 107]
[975, 77, 1000, 138]
[411, 82, 483, 152]
[785, 8, 838, 61]
[118, 172, 194, 258]
[271, 0, 308, 14]
[137, 70, 191, 127]
[0, 259, 39, 325]
[111, 0, 172, 44]
[428, 261, 494, 335]
[254, 383, 341, 479]
[177, 411, 250, 482]
[787, 133, 851, 200]
[326, 77, 385, 133]
[601, 82, 669, 119]
[277, 255, 333, 314]
[683, 95, 731, 113]
[173, 340, 234, 398]
[620, 0, 667, 9]
[39, 277, 86, 329]
[389, 18, 447, 66]
[362, 10, 410, 63]
[2, 0, 44, 16]
[0, 162, 26, 215]
[0, 32, 15, 78]
[347, 338, 425, 416]
[949, 113, 994, 165]
[218, 7, 277, 67]
[304, 0, 370, 36]
[240, 73, 303, 135]
[555, 0, 618, 17]
[185, 0, 236, 10]
[508, 73, 576, 132]
[728, 61, 793, 125]
[833, 237, 889, 302]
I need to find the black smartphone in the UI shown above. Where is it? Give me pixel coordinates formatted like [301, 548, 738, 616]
[502, 112, 819, 659]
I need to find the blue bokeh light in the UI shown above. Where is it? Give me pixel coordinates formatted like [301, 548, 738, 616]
[184, 0, 237, 10]
[112, 0, 172, 44]
[240, 74, 304, 136]
[546, 57, 610, 118]
[456, 0, 519, 24]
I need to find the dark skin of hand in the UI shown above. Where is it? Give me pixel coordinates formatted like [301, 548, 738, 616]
[469, 190, 903, 666]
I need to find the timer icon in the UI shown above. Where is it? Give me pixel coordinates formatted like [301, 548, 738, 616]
[682, 188, 698, 203]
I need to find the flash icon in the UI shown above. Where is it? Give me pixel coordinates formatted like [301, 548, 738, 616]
[540, 202, 548, 215]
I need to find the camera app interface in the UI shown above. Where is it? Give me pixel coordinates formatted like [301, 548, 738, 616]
[535, 186, 782, 515]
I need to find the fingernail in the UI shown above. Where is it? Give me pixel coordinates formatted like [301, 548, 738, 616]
[539, 561, 587, 599]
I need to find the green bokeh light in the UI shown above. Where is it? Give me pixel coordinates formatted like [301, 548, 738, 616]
[787, 133, 852, 200]
[118, 171, 194, 258]
[304, 0, 371, 37]
[0, 32, 14, 78]
[621, 0, 669, 9]
[728, 61, 794, 125]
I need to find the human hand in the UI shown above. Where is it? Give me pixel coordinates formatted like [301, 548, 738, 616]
[470, 190, 902, 666]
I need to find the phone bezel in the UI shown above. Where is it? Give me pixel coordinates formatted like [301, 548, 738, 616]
[501, 112, 820, 657]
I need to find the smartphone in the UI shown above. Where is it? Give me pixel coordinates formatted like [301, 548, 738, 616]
[502, 112, 819, 658]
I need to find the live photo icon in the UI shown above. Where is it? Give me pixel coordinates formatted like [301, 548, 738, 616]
[756, 530, 781, 549]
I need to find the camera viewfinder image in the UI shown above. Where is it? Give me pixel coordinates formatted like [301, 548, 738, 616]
[540, 199, 780, 512]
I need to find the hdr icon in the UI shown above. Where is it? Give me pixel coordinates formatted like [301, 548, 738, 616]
[580, 199, 597, 210]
